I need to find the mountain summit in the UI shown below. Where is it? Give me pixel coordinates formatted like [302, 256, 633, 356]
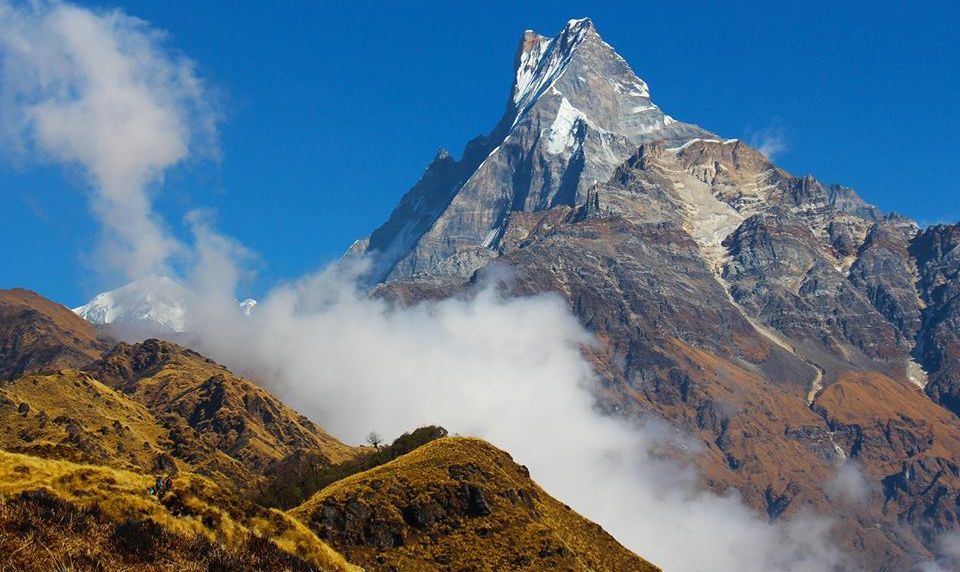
[74, 276, 257, 339]
[74, 276, 192, 335]
[355, 18, 710, 282]
[353, 19, 960, 571]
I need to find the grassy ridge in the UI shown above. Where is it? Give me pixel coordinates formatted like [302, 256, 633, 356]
[291, 437, 660, 572]
[0, 448, 359, 571]
[259, 425, 449, 509]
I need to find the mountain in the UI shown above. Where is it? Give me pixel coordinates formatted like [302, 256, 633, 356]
[74, 275, 192, 335]
[0, 288, 109, 380]
[0, 289, 656, 570]
[352, 18, 711, 283]
[357, 18, 960, 571]
[74, 276, 258, 339]
[291, 437, 660, 571]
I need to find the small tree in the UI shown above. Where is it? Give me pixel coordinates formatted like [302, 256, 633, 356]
[366, 431, 383, 450]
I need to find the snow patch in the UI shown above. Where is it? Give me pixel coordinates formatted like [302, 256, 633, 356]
[666, 138, 739, 152]
[907, 359, 929, 389]
[544, 97, 586, 155]
[239, 299, 258, 316]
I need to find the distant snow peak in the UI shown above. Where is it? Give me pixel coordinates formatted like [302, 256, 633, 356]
[74, 276, 258, 336]
[73, 275, 191, 333]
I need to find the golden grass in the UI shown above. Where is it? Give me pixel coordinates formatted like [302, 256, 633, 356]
[0, 448, 360, 571]
[0, 369, 172, 471]
[291, 437, 659, 571]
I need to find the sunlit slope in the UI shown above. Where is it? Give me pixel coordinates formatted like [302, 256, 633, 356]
[87, 339, 358, 484]
[291, 437, 659, 571]
[0, 288, 109, 380]
[0, 448, 360, 571]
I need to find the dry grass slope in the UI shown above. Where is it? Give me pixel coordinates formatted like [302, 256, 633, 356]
[0, 448, 359, 571]
[0, 288, 108, 381]
[291, 437, 659, 572]
[0, 369, 173, 471]
[87, 339, 357, 487]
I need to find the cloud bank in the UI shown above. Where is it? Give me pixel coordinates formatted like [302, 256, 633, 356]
[179, 224, 844, 572]
[0, 0, 216, 280]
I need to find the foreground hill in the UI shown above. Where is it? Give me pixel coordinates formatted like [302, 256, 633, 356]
[292, 437, 659, 572]
[0, 448, 358, 571]
[0, 288, 656, 569]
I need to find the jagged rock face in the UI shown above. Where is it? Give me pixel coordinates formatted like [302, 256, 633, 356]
[355, 19, 960, 571]
[912, 224, 960, 414]
[360, 18, 710, 283]
[723, 209, 907, 370]
[0, 288, 109, 380]
[848, 218, 923, 344]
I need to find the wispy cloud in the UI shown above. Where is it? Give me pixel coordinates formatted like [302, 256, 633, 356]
[746, 122, 789, 161]
[0, 0, 218, 281]
[825, 461, 874, 506]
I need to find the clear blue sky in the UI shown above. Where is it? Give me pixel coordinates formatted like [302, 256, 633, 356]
[2, 1, 958, 305]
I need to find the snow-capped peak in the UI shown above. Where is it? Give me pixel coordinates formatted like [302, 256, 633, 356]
[511, 18, 595, 117]
[74, 276, 258, 337]
[73, 275, 192, 333]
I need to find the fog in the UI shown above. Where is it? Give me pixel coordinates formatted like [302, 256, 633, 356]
[178, 222, 846, 572]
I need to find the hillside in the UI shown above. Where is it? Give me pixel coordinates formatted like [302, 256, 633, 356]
[0, 448, 358, 571]
[0, 369, 172, 471]
[292, 437, 659, 572]
[0, 288, 109, 380]
[86, 339, 357, 486]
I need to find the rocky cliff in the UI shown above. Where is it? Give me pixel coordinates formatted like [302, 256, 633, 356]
[354, 18, 960, 571]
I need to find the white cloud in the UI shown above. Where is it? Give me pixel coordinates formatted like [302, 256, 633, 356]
[177, 227, 845, 572]
[825, 461, 873, 506]
[916, 531, 960, 571]
[0, 0, 217, 280]
[747, 124, 789, 160]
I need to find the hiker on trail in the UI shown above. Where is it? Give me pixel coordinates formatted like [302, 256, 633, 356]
[148, 475, 174, 499]
[156, 477, 164, 499]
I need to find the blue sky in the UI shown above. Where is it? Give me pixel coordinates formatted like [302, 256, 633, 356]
[1, 1, 958, 305]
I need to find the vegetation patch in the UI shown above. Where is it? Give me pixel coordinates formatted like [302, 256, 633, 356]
[258, 425, 449, 509]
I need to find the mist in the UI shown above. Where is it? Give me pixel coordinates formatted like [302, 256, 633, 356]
[179, 223, 845, 572]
